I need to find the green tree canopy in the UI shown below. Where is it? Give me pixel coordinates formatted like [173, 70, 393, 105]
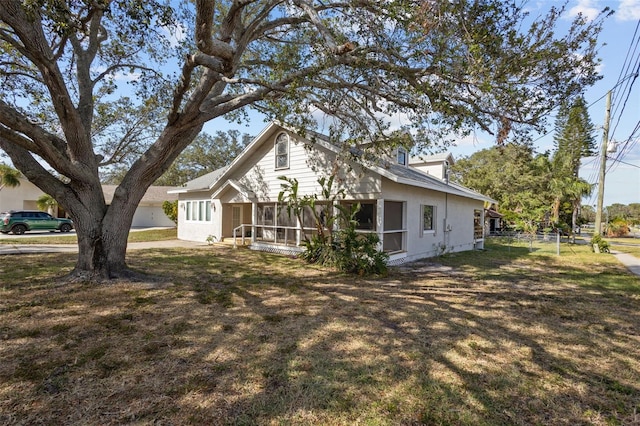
[451, 144, 553, 223]
[154, 130, 251, 186]
[102, 130, 251, 186]
[0, 0, 610, 281]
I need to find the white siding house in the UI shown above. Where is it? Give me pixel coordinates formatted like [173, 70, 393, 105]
[170, 122, 494, 264]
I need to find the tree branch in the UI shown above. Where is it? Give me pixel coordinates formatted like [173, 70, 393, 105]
[195, 0, 235, 61]
[0, 100, 72, 164]
[0, 1, 96, 170]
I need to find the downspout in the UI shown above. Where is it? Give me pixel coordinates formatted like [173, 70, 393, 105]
[444, 192, 449, 251]
[443, 161, 450, 252]
[377, 198, 385, 252]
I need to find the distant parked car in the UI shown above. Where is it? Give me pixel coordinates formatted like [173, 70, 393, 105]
[0, 210, 73, 235]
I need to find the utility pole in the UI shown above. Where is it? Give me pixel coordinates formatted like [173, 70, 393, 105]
[594, 91, 611, 236]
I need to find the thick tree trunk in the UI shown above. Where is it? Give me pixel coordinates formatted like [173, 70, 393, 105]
[63, 125, 203, 283]
[72, 224, 127, 281]
[68, 201, 134, 281]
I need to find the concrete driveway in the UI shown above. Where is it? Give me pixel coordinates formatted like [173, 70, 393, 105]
[0, 239, 204, 255]
[0, 227, 202, 255]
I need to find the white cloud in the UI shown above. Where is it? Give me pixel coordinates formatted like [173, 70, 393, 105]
[565, 0, 640, 22]
[160, 22, 187, 48]
[616, 0, 640, 21]
[567, 0, 602, 21]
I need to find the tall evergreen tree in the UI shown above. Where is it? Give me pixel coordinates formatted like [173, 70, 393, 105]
[551, 96, 595, 230]
[553, 96, 596, 176]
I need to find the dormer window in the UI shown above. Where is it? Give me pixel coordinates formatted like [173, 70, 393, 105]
[397, 147, 407, 166]
[275, 132, 290, 170]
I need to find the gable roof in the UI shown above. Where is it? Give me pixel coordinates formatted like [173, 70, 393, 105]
[174, 122, 495, 203]
[377, 161, 490, 202]
[211, 179, 256, 200]
[168, 166, 228, 194]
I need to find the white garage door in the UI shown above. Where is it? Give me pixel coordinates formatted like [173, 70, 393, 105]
[131, 206, 175, 227]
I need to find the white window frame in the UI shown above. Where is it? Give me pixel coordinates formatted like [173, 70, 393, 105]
[420, 204, 436, 237]
[275, 132, 290, 170]
[383, 200, 406, 253]
[397, 147, 407, 166]
[185, 200, 213, 223]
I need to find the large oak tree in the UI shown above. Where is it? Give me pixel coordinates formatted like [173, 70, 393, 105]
[0, 0, 610, 281]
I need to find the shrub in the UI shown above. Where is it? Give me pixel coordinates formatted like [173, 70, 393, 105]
[281, 176, 388, 276]
[606, 218, 630, 238]
[590, 234, 610, 253]
[300, 211, 388, 276]
[333, 225, 389, 276]
[162, 200, 178, 224]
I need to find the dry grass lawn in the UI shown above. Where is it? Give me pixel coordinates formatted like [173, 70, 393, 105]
[1, 240, 639, 425]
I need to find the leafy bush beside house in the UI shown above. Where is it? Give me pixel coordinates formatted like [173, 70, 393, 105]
[162, 200, 178, 224]
[279, 176, 388, 276]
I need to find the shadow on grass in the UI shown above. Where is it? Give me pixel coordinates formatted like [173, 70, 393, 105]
[1, 243, 640, 425]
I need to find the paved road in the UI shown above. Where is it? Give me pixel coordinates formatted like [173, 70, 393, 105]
[0, 226, 172, 240]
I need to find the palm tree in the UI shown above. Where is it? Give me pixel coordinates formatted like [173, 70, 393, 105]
[567, 179, 593, 241]
[0, 164, 21, 191]
[549, 175, 574, 225]
[36, 194, 58, 214]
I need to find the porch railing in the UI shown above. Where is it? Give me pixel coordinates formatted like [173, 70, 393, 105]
[232, 223, 405, 252]
[232, 224, 319, 248]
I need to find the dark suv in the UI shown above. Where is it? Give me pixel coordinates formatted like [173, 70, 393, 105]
[0, 210, 74, 235]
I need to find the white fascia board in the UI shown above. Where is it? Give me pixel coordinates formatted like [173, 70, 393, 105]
[167, 188, 188, 194]
[211, 179, 256, 200]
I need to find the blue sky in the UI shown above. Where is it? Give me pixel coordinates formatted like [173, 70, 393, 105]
[570, 0, 640, 208]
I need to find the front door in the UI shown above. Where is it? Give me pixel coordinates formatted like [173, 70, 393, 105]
[232, 206, 242, 230]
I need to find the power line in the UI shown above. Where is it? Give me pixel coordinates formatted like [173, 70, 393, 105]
[609, 19, 640, 137]
[611, 157, 640, 169]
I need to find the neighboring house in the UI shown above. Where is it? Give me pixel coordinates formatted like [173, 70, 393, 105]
[102, 185, 178, 227]
[485, 207, 504, 235]
[0, 178, 177, 228]
[171, 122, 495, 265]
